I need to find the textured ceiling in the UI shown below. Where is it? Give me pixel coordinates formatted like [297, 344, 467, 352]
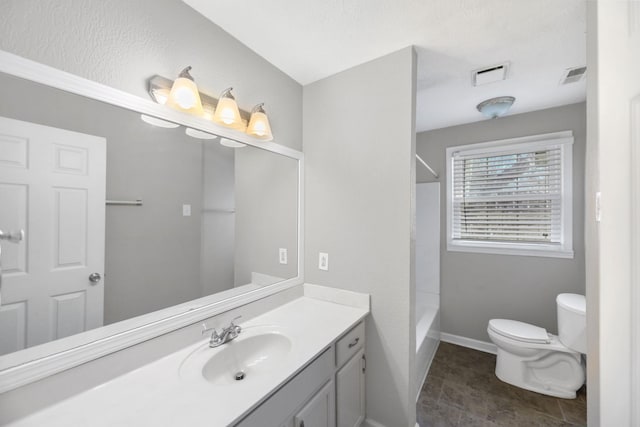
[183, 0, 587, 131]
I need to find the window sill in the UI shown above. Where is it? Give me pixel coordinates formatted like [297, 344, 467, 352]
[447, 241, 574, 259]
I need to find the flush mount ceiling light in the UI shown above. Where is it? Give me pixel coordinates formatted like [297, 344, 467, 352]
[213, 87, 245, 130]
[166, 66, 204, 116]
[246, 103, 273, 141]
[476, 96, 516, 119]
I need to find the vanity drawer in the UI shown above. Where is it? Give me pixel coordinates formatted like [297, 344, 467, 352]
[336, 321, 365, 367]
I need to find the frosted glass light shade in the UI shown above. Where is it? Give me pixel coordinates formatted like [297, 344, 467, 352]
[476, 96, 515, 119]
[150, 88, 170, 105]
[166, 67, 204, 116]
[246, 103, 273, 141]
[213, 88, 244, 130]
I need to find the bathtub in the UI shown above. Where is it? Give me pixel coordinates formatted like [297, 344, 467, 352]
[415, 292, 440, 399]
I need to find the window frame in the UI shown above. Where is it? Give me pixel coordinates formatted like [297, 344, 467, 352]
[446, 131, 574, 259]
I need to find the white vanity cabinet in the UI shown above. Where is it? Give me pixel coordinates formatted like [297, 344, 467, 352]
[235, 321, 366, 427]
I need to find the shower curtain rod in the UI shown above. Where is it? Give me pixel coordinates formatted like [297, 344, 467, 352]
[416, 154, 439, 179]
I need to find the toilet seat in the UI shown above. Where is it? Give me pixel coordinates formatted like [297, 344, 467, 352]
[488, 319, 550, 344]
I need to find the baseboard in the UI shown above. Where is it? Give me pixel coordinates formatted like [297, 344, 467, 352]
[440, 332, 497, 355]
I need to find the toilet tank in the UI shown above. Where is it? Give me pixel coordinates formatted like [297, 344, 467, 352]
[557, 293, 587, 354]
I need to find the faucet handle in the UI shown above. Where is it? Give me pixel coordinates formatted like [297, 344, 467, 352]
[201, 323, 218, 336]
[229, 316, 242, 334]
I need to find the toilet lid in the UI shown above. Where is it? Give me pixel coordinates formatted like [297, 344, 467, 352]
[489, 319, 550, 344]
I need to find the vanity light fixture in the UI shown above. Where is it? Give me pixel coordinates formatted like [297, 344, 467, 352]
[476, 96, 515, 119]
[246, 103, 273, 141]
[147, 74, 275, 139]
[213, 87, 245, 130]
[166, 66, 204, 116]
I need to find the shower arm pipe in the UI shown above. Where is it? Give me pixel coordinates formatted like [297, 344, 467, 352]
[416, 154, 439, 179]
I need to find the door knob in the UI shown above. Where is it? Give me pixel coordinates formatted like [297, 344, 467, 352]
[89, 272, 102, 283]
[0, 229, 24, 243]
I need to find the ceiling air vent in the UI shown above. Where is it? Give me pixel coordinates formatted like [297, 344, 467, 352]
[560, 66, 587, 85]
[472, 63, 509, 86]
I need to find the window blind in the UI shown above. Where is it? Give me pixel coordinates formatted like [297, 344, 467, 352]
[451, 147, 563, 243]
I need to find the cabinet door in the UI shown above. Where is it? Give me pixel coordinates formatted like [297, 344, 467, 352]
[336, 349, 365, 427]
[293, 380, 335, 427]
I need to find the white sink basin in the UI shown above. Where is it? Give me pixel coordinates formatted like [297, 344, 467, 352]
[179, 326, 292, 386]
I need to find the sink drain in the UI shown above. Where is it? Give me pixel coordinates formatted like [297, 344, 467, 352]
[234, 371, 246, 381]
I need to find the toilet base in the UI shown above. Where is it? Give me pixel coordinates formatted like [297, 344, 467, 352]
[495, 348, 585, 399]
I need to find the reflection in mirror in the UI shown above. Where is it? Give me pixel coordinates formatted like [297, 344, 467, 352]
[0, 72, 298, 362]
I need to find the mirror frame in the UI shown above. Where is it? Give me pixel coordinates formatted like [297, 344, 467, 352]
[0, 50, 305, 392]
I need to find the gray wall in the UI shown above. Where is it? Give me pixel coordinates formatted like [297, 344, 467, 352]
[416, 102, 586, 342]
[0, 0, 302, 151]
[200, 140, 236, 296]
[304, 47, 417, 427]
[235, 148, 299, 286]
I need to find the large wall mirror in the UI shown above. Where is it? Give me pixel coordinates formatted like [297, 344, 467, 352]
[0, 53, 302, 390]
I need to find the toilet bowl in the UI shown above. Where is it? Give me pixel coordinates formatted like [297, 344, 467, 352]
[487, 294, 586, 399]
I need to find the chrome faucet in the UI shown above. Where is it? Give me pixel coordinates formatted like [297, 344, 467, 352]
[202, 316, 242, 348]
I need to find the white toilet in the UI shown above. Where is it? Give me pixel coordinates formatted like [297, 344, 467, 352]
[487, 293, 586, 399]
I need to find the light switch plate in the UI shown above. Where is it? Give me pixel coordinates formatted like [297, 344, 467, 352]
[319, 252, 329, 271]
[182, 204, 191, 216]
[279, 248, 288, 264]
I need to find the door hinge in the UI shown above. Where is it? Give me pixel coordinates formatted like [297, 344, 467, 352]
[362, 354, 366, 373]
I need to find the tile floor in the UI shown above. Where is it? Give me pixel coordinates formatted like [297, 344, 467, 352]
[417, 342, 587, 427]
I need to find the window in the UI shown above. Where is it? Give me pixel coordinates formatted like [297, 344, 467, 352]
[446, 131, 573, 258]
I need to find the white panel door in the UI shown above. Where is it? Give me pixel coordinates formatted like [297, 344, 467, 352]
[0, 116, 106, 355]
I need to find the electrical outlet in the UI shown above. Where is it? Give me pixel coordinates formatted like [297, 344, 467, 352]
[182, 204, 191, 216]
[319, 252, 329, 271]
[279, 248, 288, 264]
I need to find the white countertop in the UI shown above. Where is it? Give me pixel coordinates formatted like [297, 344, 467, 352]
[9, 292, 369, 427]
